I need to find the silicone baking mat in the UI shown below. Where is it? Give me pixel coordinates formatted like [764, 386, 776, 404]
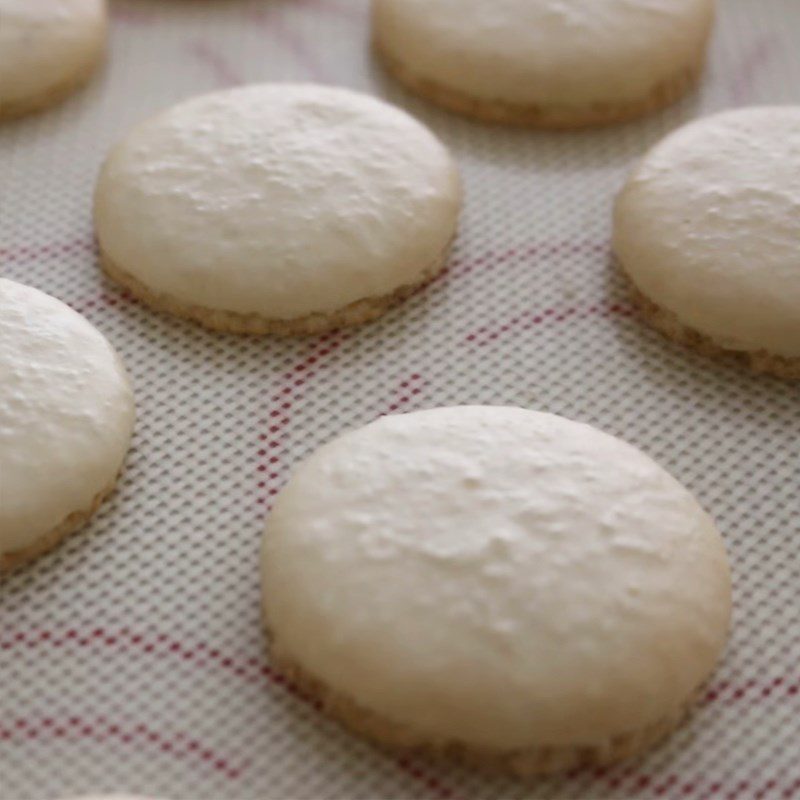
[1, 1, 799, 798]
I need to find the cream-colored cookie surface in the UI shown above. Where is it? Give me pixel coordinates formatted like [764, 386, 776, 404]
[373, 0, 714, 110]
[262, 406, 731, 751]
[614, 106, 800, 360]
[0, 279, 135, 558]
[0, 0, 107, 118]
[94, 84, 461, 326]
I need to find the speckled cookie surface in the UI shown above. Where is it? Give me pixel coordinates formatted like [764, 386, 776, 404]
[614, 106, 800, 373]
[262, 406, 731, 763]
[0, 0, 107, 119]
[0, 279, 135, 567]
[373, 0, 715, 126]
[94, 83, 461, 332]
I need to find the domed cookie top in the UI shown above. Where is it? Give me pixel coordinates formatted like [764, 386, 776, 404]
[262, 406, 731, 773]
[0, 0, 107, 119]
[0, 279, 135, 570]
[95, 84, 462, 335]
[614, 106, 800, 377]
[373, 0, 715, 127]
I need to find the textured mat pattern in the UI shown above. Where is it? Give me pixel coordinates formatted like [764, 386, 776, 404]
[1, 1, 799, 798]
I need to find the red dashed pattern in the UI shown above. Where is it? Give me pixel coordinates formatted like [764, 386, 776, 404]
[186, 40, 244, 87]
[0, 716, 247, 781]
[385, 373, 426, 414]
[465, 303, 633, 346]
[256, 334, 346, 508]
[0, 236, 94, 264]
[728, 33, 780, 103]
[246, 6, 328, 82]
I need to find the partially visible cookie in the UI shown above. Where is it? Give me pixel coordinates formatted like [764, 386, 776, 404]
[0, 279, 135, 571]
[261, 406, 732, 774]
[94, 84, 462, 335]
[614, 106, 800, 378]
[0, 0, 107, 120]
[372, 0, 715, 128]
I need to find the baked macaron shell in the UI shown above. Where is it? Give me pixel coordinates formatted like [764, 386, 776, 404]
[0, 0, 107, 118]
[373, 0, 714, 107]
[262, 406, 731, 750]
[94, 84, 461, 322]
[0, 279, 135, 556]
[614, 106, 800, 359]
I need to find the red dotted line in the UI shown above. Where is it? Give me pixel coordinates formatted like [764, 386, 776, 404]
[185, 40, 244, 87]
[0, 716, 247, 780]
[394, 755, 461, 800]
[7, 631, 799, 797]
[67, 287, 135, 315]
[465, 303, 633, 345]
[0, 628, 294, 695]
[729, 33, 780, 104]
[597, 770, 800, 800]
[1, 626, 458, 799]
[0, 236, 95, 264]
[256, 333, 346, 507]
[247, 7, 327, 81]
[385, 373, 425, 414]
[702, 676, 799, 705]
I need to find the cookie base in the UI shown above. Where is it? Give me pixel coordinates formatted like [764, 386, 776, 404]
[1, 482, 116, 573]
[268, 639, 693, 776]
[625, 280, 800, 380]
[0, 44, 105, 121]
[375, 45, 703, 129]
[98, 244, 451, 336]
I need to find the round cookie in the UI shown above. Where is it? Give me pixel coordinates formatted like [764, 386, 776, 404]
[372, 0, 715, 128]
[0, 279, 135, 571]
[614, 106, 800, 379]
[261, 406, 731, 774]
[94, 84, 462, 335]
[0, 0, 107, 120]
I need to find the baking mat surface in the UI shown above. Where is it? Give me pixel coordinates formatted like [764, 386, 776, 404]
[1, 1, 799, 798]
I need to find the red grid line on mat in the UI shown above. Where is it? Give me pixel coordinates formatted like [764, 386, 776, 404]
[68, 286, 135, 315]
[0, 236, 95, 263]
[0, 716, 247, 780]
[594, 770, 800, 800]
[0, 628, 280, 687]
[186, 40, 244, 87]
[729, 32, 781, 104]
[394, 756, 461, 800]
[4, 632, 798, 797]
[256, 333, 346, 507]
[247, 7, 328, 82]
[0, 627, 456, 799]
[465, 303, 634, 346]
[384, 373, 426, 414]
